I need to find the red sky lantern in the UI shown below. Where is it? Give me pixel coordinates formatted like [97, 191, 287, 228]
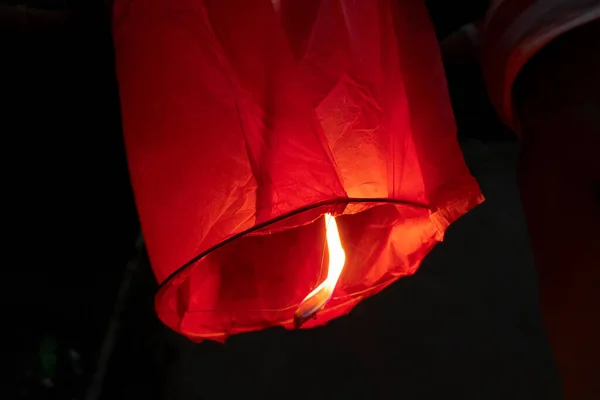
[113, 0, 484, 342]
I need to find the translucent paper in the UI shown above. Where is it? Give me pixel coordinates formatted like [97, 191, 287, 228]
[113, 0, 483, 342]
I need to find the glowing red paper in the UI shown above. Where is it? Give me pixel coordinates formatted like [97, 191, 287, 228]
[113, 0, 483, 342]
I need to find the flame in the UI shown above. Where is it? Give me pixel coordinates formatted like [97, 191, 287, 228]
[294, 213, 346, 328]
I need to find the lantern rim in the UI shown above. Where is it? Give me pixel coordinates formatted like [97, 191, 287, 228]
[156, 197, 429, 294]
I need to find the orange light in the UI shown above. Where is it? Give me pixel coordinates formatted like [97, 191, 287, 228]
[294, 213, 346, 328]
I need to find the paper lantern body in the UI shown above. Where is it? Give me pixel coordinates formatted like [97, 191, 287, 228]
[113, 0, 484, 342]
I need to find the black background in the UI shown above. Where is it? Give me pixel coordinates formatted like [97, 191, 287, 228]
[4, 1, 561, 399]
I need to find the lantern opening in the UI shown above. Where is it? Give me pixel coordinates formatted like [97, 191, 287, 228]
[154, 201, 484, 342]
[294, 213, 346, 328]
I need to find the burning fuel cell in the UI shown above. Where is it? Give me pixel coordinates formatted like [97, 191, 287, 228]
[294, 214, 346, 328]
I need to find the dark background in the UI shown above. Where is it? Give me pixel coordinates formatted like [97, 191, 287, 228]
[4, 1, 561, 399]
